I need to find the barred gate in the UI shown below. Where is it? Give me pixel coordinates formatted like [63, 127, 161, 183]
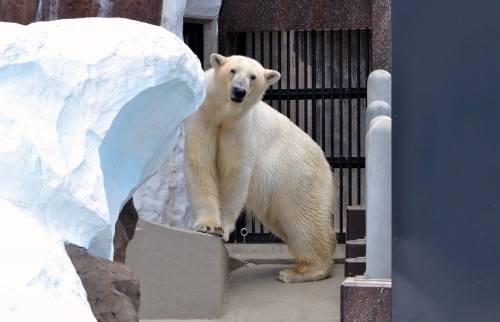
[221, 29, 371, 244]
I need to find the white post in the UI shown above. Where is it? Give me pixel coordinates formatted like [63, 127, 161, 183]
[366, 100, 391, 132]
[365, 116, 392, 279]
[367, 69, 391, 107]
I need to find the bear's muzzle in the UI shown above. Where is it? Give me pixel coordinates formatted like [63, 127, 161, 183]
[231, 86, 246, 103]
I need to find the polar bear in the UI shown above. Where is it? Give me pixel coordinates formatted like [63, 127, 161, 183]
[184, 54, 336, 283]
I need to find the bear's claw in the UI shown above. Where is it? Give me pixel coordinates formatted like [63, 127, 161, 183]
[195, 224, 224, 237]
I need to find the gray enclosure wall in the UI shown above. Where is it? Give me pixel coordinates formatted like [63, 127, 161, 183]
[392, 1, 500, 321]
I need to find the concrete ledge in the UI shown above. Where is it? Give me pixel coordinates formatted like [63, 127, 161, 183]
[126, 219, 229, 320]
[341, 277, 392, 322]
[226, 243, 345, 264]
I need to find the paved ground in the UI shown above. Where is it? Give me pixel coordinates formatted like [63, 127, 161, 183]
[142, 244, 345, 322]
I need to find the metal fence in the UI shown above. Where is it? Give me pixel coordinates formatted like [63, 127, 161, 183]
[181, 26, 371, 243]
[219, 29, 371, 243]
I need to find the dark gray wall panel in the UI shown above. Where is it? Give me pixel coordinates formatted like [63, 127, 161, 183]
[393, 1, 500, 321]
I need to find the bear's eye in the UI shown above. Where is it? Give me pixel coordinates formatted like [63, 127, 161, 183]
[250, 74, 256, 81]
[230, 69, 236, 74]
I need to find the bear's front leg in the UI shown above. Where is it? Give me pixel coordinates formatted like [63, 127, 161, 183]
[184, 115, 224, 238]
[218, 127, 256, 242]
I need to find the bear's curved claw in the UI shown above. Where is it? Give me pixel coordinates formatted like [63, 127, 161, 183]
[195, 224, 224, 237]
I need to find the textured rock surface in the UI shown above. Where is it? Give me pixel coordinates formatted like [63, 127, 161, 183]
[0, 0, 162, 25]
[0, 18, 205, 259]
[114, 198, 140, 263]
[133, 128, 193, 229]
[66, 244, 141, 322]
[218, 0, 372, 32]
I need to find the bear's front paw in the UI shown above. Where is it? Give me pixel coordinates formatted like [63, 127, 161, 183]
[194, 224, 224, 238]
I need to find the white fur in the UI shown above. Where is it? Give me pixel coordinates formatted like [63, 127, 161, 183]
[184, 54, 336, 283]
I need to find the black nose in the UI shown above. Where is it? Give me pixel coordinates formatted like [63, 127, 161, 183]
[232, 87, 246, 100]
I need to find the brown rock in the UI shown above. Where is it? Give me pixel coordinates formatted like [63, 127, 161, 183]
[114, 198, 139, 263]
[56, 0, 100, 20]
[0, 0, 38, 25]
[0, 0, 164, 25]
[110, 0, 163, 26]
[65, 243, 141, 322]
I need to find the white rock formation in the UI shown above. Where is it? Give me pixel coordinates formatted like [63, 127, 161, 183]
[0, 200, 97, 322]
[0, 18, 204, 319]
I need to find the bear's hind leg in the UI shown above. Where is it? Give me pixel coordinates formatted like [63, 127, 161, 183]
[276, 215, 336, 283]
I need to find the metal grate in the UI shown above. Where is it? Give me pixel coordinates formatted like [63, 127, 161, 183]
[219, 29, 371, 244]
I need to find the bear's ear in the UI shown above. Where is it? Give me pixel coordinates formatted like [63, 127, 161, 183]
[265, 70, 281, 85]
[210, 54, 226, 69]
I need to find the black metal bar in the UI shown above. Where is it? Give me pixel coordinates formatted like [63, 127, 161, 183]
[251, 32, 256, 58]
[339, 30, 345, 239]
[304, 30, 308, 134]
[260, 31, 264, 67]
[312, 30, 317, 142]
[357, 30, 362, 205]
[240, 234, 283, 244]
[348, 29, 353, 207]
[328, 157, 366, 168]
[295, 31, 299, 124]
[330, 30, 335, 161]
[321, 30, 326, 152]
[263, 88, 366, 100]
[366, 28, 370, 83]
[287, 30, 291, 118]
[277, 31, 282, 114]
[269, 31, 273, 107]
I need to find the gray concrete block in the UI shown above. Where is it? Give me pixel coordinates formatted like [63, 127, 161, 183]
[126, 218, 229, 320]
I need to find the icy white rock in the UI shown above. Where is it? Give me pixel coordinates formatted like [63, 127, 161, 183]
[0, 17, 205, 260]
[0, 17, 204, 321]
[0, 200, 97, 322]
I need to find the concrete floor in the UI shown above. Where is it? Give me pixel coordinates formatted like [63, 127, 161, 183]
[142, 244, 345, 322]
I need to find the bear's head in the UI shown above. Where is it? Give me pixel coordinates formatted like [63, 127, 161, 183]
[209, 54, 281, 106]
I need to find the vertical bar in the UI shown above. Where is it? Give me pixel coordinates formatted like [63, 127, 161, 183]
[348, 29, 353, 207]
[357, 29, 362, 205]
[260, 32, 265, 66]
[321, 30, 326, 152]
[252, 213, 255, 234]
[278, 31, 282, 113]
[269, 31, 273, 107]
[339, 29, 344, 237]
[330, 30, 335, 164]
[251, 32, 256, 59]
[312, 30, 317, 142]
[287, 30, 291, 118]
[366, 28, 371, 82]
[295, 31, 299, 124]
[242, 211, 247, 243]
[304, 30, 308, 134]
